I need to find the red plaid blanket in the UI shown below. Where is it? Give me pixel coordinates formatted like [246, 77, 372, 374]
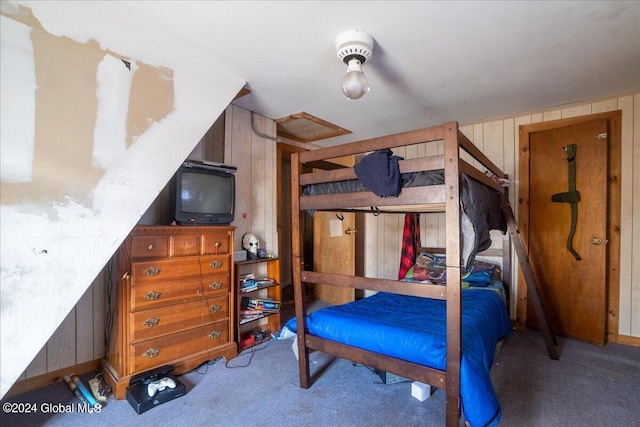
[398, 213, 421, 279]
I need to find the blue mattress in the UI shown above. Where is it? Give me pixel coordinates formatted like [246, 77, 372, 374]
[282, 288, 511, 427]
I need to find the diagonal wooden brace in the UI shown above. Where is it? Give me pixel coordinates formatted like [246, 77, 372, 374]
[500, 193, 559, 360]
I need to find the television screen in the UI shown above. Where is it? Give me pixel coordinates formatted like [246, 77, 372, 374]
[181, 171, 233, 214]
[174, 162, 235, 225]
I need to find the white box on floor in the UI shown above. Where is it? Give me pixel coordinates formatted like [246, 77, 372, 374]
[411, 381, 432, 401]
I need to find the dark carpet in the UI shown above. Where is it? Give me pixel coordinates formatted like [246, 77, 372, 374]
[1, 328, 638, 426]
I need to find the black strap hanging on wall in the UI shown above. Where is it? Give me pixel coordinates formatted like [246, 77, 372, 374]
[551, 144, 581, 260]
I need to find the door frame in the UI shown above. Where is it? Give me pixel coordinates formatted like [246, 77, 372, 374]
[277, 143, 309, 302]
[517, 111, 622, 343]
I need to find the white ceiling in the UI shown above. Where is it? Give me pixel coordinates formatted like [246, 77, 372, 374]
[116, 1, 639, 147]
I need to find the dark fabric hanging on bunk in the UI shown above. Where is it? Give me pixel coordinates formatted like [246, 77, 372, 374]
[354, 148, 404, 197]
[398, 213, 421, 279]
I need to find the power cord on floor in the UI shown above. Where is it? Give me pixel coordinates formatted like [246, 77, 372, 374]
[224, 339, 273, 369]
[189, 356, 225, 376]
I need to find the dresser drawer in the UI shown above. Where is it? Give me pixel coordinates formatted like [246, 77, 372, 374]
[202, 296, 229, 323]
[201, 274, 230, 297]
[171, 234, 200, 257]
[131, 258, 200, 284]
[131, 327, 210, 373]
[130, 277, 201, 311]
[200, 255, 230, 276]
[130, 235, 169, 259]
[131, 300, 204, 342]
[202, 320, 230, 350]
[202, 231, 231, 255]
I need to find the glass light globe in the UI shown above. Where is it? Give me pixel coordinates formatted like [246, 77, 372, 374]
[341, 58, 369, 100]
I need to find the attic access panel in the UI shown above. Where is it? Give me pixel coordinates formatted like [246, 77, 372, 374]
[275, 112, 351, 143]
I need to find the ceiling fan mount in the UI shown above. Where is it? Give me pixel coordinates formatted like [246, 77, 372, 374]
[335, 29, 374, 65]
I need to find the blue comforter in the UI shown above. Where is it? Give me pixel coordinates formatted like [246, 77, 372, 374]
[282, 289, 511, 427]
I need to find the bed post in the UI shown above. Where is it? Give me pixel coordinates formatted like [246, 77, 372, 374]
[443, 122, 462, 426]
[502, 179, 513, 313]
[291, 152, 312, 388]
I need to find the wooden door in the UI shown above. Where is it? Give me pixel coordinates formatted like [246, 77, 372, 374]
[527, 118, 608, 345]
[313, 211, 356, 305]
[312, 155, 358, 305]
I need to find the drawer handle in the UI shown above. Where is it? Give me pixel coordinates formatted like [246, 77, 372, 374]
[209, 304, 222, 313]
[209, 260, 223, 269]
[142, 317, 160, 327]
[209, 282, 222, 290]
[214, 242, 221, 255]
[208, 330, 221, 339]
[143, 266, 161, 276]
[143, 291, 161, 301]
[147, 244, 154, 250]
[142, 348, 160, 358]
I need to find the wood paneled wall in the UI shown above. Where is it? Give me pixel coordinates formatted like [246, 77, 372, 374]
[225, 105, 279, 263]
[364, 92, 639, 340]
[9, 268, 108, 395]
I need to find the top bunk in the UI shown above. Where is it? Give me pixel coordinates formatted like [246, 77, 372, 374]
[291, 121, 511, 271]
[291, 121, 510, 214]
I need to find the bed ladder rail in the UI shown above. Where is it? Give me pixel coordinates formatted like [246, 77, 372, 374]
[500, 193, 560, 360]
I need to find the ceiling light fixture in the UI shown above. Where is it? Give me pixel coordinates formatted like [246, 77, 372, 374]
[335, 30, 374, 100]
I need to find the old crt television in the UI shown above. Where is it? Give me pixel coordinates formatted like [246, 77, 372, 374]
[173, 160, 236, 225]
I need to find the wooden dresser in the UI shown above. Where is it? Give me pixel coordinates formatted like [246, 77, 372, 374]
[103, 225, 237, 399]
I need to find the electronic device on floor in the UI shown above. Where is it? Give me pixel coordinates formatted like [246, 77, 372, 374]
[375, 369, 411, 384]
[125, 365, 185, 414]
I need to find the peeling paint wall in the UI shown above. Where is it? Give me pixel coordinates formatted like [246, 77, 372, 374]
[0, 1, 245, 397]
[2, 5, 175, 211]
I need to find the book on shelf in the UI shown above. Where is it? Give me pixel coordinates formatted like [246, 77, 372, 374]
[239, 273, 255, 283]
[240, 313, 265, 324]
[240, 308, 263, 315]
[240, 281, 258, 292]
[240, 277, 278, 293]
[254, 278, 278, 288]
[240, 273, 258, 292]
[241, 296, 281, 313]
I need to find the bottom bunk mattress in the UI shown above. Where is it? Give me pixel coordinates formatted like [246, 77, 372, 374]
[281, 288, 511, 427]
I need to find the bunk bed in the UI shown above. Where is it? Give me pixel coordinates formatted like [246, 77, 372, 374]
[289, 122, 519, 427]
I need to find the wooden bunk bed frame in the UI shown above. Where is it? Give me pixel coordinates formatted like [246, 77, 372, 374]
[290, 121, 557, 427]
